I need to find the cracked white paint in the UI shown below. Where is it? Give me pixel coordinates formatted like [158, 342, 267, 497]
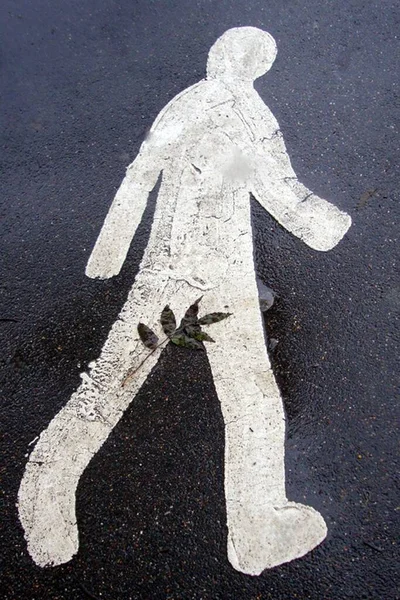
[18, 27, 351, 574]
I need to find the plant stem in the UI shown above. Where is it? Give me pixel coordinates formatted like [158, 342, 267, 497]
[121, 337, 169, 388]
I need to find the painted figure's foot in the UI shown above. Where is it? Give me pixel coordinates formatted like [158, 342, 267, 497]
[18, 461, 79, 567]
[227, 501, 327, 575]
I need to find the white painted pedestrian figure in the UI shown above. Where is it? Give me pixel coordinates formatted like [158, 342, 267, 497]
[19, 27, 351, 575]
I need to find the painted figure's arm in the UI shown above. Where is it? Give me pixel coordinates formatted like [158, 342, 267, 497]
[249, 129, 351, 251]
[85, 144, 162, 279]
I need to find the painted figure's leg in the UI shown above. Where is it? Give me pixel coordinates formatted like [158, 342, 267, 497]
[18, 274, 192, 568]
[204, 284, 327, 575]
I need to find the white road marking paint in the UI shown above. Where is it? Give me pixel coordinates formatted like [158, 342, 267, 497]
[18, 27, 351, 574]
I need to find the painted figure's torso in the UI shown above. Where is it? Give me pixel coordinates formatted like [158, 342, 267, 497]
[140, 80, 277, 289]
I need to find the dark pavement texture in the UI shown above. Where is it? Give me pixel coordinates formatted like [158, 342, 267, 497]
[1, 0, 399, 598]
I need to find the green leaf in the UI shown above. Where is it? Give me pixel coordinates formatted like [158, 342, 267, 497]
[184, 324, 214, 342]
[198, 312, 232, 325]
[170, 332, 204, 350]
[183, 323, 201, 337]
[137, 323, 159, 350]
[160, 305, 176, 337]
[181, 296, 203, 328]
[183, 324, 215, 342]
[192, 330, 215, 343]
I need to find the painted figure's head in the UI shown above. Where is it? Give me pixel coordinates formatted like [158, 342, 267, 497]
[207, 27, 277, 83]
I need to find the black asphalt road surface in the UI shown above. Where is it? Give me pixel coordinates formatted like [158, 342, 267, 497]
[1, 0, 399, 598]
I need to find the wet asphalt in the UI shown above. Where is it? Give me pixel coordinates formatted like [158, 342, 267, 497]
[0, 0, 399, 598]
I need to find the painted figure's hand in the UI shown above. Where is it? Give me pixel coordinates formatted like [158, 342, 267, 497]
[293, 194, 352, 251]
[85, 155, 161, 280]
[85, 252, 121, 279]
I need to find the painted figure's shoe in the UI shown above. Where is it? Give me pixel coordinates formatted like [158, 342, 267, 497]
[227, 501, 327, 575]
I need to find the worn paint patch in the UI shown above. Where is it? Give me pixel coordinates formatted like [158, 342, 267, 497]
[18, 27, 350, 574]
